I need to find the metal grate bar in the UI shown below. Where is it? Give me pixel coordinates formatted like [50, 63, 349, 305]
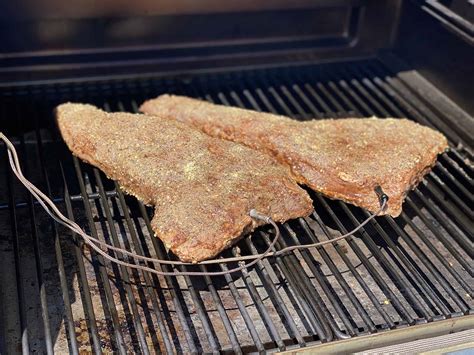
[434, 161, 471, 202]
[194, 89, 277, 351]
[439, 154, 472, 186]
[405, 196, 472, 276]
[241, 79, 408, 336]
[398, 202, 471, 298]
[282, 75, 466, 322]
[340, 71, 389, 117]
[261, 231, 334, 341]
[232, 84, 380, 336]
[131, 100, 227, 354]
[258, 74, 439, 324]
[309, 210, 397, 328]
[419, 179, 472, 237]
[275, 236, 346, 340]
[244, 237, 307, 347]
[194, 265, 244, 354]
[287, 221, 368, 335]
[372, 217, 451, 315]
[308, 70, 472, 314]
[367, 212, 452, 317]
[31, 100, 80, 355]
[364, 63, 468, 146]
[189, 81, 330, 348]
[348, 67, 407, 118]
[18, 118, 54, 354]
[323, 75, 373, 117]
[61, 169, 103, 353]
[324, 81, 362, 117]
[398, 211, 472, 311]
[394, 210, 472, 309]
[340, 202, 433, 320]
[219, 263, 266, 352]
[235, 69, 468, 328]
[449, 148, 473, 169]
[4, 145, 30, 354]
[428, 172, 472, 218]
[227, 86, 353, 343]
[91, 168, 151, 354]
[112, 182, 173, 353]
[412, 188, 473, 261]
[236, 84, 377, 335]
[135, 201, 201, 354]
[222, 84, 340, 341]
[129, 93, 225, 352]
[230, 248, 287, 351]
[236, 80, 314, 348]
[72, 158, 129, 354]
[286, 84, 324, 118]
[314, 194, 415, 323]
[216, 89, 329, 347]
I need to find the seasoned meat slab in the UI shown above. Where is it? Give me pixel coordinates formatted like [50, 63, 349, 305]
[140, 95, 448, 216]
[56, 103, 313, 262]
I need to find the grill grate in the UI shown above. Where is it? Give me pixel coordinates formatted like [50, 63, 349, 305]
[0, 58, 472, 354]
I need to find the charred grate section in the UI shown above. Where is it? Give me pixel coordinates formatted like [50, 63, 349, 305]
[0, 58, 472, 354]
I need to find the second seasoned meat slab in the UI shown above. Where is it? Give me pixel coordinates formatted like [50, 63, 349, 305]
[140, 95, 448, 216]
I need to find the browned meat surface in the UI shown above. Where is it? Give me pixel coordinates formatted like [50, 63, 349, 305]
[56, 103, 313, 262]
[140, 95, 448, 216]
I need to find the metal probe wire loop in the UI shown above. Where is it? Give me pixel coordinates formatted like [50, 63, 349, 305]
[1, 132, 387, 277]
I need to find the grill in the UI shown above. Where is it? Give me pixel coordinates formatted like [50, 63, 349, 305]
[1, 57, 472, 354]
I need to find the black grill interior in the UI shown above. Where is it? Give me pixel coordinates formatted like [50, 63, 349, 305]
[0, 58, 472, 354]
